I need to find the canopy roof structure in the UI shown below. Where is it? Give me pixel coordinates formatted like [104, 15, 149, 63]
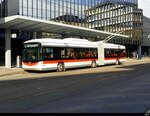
[0, 15, 128, 40]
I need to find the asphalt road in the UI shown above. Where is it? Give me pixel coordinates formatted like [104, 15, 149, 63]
[0, 60, 150, 113]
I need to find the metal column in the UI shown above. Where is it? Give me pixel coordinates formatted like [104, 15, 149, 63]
[148, 48, 150, 57]
[137, 45, 142, 60]
[5, 29, 11, 68]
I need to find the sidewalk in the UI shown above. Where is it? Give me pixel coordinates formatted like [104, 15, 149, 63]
[0, 57, 150, 78]
[0, 67, 24, 77]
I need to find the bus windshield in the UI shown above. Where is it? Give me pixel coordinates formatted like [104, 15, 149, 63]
[23, 43, 39, 62]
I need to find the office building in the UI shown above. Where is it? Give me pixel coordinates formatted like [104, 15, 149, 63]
[85, 0, 143, 57]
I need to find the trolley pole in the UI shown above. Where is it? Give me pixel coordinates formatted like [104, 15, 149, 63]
[102, 31, 128, 43]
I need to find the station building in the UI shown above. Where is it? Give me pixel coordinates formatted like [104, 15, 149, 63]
[0, 0, 143, 68]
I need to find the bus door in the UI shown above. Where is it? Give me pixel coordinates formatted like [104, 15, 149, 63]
[98, 42, 105, 65]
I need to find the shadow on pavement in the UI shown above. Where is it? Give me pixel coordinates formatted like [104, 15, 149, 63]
[1, 63, 150, 83]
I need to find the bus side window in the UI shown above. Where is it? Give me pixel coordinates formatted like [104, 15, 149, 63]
[86, 51, 94, 58]
[90, 48, 98, 58]
[78, 48, 86, 59]
[114, 49, 119, 58]
[61, 48, 66, 59]
[120, 50, 126, 57]
[71, 49, 78, 59]
[43, 48, 54, 60]
[66, 48, 73, 59]
[53, 47, 62, 60]
[105, 49, 110, 58]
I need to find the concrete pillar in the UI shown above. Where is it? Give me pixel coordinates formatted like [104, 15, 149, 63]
[137, 45, 142, 60]
[5, 29, 11, 68]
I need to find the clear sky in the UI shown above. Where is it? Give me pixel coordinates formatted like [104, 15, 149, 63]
[139, 0, 150, 18]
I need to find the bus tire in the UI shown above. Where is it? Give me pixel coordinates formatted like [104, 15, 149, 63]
[116, 59, 121, 65]
[91, 61, 97, 68]
[57, 63, 65, 72]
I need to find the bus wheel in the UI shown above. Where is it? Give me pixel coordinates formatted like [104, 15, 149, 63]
[116, 59, 121, 65]
[57, 63, 65, 72]
[91, 61, 97, 68]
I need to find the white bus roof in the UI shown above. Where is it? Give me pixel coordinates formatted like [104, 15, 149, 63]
[24, 38, 126, 49]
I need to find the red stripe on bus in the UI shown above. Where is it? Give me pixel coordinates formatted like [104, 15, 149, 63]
[105, 57, 127, 60]
[23, 57, 127, 66]
[22, 62, 38, 66]
[43, 59, 98, 64]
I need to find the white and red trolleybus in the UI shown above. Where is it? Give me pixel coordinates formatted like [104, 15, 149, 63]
[22, 38, 127, 71]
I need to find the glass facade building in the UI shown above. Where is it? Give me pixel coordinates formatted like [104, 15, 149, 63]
[0, 0, 139, 27]
[0, 0, 96, 27]
[85, 0, 143, 46]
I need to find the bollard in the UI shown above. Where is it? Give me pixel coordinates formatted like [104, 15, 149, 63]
[137, 54, 142, 60]
[16, 56, 21, 68]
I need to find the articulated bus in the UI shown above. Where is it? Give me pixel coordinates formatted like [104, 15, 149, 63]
[22, 38, 127, 71]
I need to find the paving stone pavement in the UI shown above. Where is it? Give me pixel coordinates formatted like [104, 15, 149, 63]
[0, 67, 24, 77]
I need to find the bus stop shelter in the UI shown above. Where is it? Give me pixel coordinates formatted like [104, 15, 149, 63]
[0, 15, 128, 68]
